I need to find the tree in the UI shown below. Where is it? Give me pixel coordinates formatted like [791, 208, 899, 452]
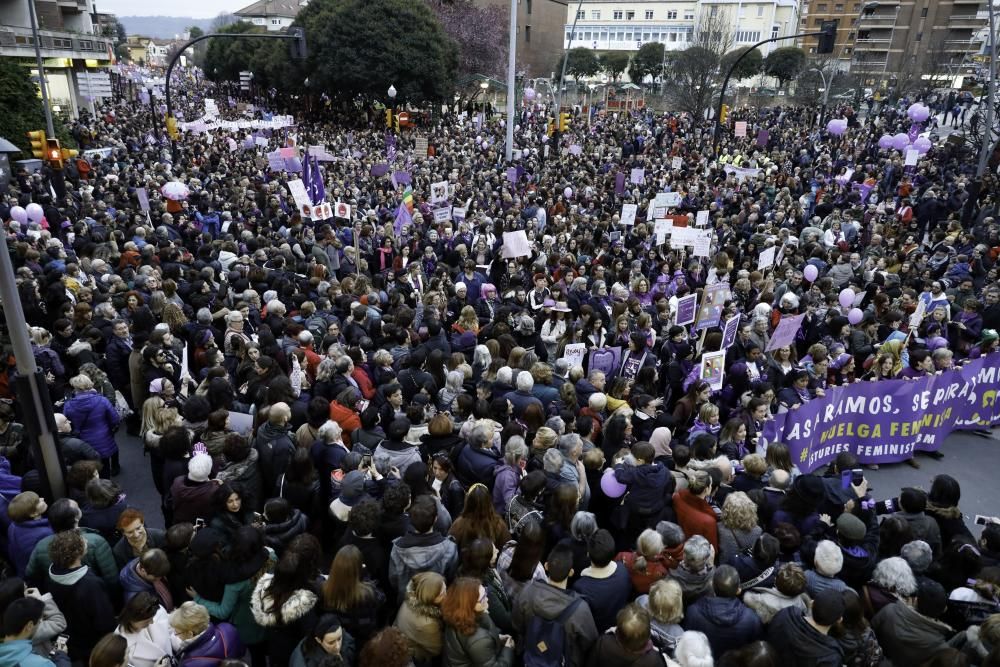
[0, 60, 73, 155]
[557, 47, 600, 85]
[628, 42, 664, 84]
[185, 26, 206, 67]
[426, 0, 507, 80]
[294, 0, 458, 102]
[721, 47, 763, 81]
[599, 51, 631, 83]
[203, 21, 264, 83]
[209, 13, 237, 32]
[663, 11, 733, 116]
[764, 47, 806, 87]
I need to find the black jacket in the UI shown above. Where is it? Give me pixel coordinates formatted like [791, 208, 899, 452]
[767, 606, 844, 667]
[47, 565, 117, 661]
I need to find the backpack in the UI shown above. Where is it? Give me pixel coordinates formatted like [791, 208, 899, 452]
[523, 596, 583, 667]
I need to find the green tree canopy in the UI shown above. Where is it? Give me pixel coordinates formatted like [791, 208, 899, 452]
[0, 60, 73, 155]
[721, 47, 763, 81]
[628, 42, 664, 84]
[203, 21, 265, 83]
[764, 47, 806, 86]
[598, 51, 631, 83]
[557, 47, 600, 84]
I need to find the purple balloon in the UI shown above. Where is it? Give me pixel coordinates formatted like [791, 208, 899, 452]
[839, 288, 855, 310]
[848, 308, 864, 325]
[877, 134, 894, 149]
[913, 136, 933, 154]
[826, 119, 847, 136]
[803, 264, 819, 282]
[9, 206, 27, 224]
[25, 203, 44, 223]
[892, 133, 911, 151]
[600, 468, 627, 498]
[524, 87, 536, 101]
[907, 103, 930, 123]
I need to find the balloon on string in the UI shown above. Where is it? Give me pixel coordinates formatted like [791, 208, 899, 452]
[564, 186, 573, 199]
[913, 136, 933, 154]
[839, 288, 855, 310]
[848, 308, 864, 325]
[8, 206, 27, 224]
[600, 468, 627, 498]
[803, 264, 819, 282]
[907, 103, 930, 123]
[25, 203, 44, 223]
[878, 135, 894, 149]
[523, 87, 536, 101]
[892, 133, 911, 151]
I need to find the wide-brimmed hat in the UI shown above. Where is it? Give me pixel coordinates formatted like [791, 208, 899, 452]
[553, 301, 572, 313]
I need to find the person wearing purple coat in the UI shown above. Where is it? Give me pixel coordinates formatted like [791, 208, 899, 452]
[169, 601, 245, 667]
[6, 491, 52, 577]
[61, 374, 121, 477]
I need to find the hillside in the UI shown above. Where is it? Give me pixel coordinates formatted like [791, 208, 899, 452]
[119, 16, 215, 39]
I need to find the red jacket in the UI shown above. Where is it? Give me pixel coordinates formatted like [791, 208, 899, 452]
[351, 366, 376, 400]
[673, 489, 719, 556]
[329, 401, 361, 446]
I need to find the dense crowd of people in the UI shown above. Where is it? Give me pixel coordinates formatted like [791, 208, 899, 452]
[1, 67, 1000, 667]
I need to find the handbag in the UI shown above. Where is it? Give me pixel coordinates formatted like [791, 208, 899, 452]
[114, 390, 133, 420]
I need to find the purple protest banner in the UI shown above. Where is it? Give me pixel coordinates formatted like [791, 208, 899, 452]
[507, 167, 517, 183]
[756, 130, 769, 147]
[370, 164, 389, 177]
[676, 294, 698, 326]
[763, 352, 1000, 471]
[267, 151, 286, 172]
[589, 346, 622, 379]
[615, 172, 626, 195]
[694, 284, 730, 331]
[721, 315, 740, 350]
[283, 157, 302, 173]
[392, 171, 412, 186]
[765, 314, 805, 352]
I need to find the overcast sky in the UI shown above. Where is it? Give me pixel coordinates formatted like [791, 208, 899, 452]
[95, 0, 239, 19]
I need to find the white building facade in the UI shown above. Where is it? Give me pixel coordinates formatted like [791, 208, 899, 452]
[564, 1, 697, 52]
[698, 0, 801, 54]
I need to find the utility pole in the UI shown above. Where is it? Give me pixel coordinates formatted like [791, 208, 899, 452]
[505, 0, 517, 163]
[977, 2, 997, 177]
[28, 0, 55, 137]
[556, 0, 587, 116]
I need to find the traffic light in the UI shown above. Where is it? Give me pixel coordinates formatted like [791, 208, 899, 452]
[559, 112, 571, 133]
[46, 138, 63, 169]
[817, 20, 838, 54]
[547, 118, 556, 137]
[60, 147, 78, 161]
[720, 104, 730, 125]
[27, 130, 46, 159]
[393, 113, 400, 134]
[386, 108, 393, 129]
[288, 26, 307, 59]
[166, 115, 179, 141]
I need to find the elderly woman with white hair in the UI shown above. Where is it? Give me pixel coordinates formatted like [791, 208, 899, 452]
[169, 601, 244, 665]
[62, 373, 121, 477]
[669, 630, 714, 667]
[863, 556, 918, 617]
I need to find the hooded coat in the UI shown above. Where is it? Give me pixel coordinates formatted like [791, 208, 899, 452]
[389, 531, 459, 601]
[394, 578, 445, 661]
[682, 595, 764, 657]
[872, 601, 953, 666]
[511, 580, 599, 667]
[62, 390, 121, 457]
[251, 573, 319, 666]
[46, 564, 117, 661]
[766, 606, 844, 667]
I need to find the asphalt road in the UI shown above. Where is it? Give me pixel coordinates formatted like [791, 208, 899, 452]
[113, 426, 1000, 535]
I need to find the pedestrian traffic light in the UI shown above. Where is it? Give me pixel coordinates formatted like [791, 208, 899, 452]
[166, 115, 179, 141]
[46, 138, 63, 169]
[817, 20, 838, 54]
[386, 108, 393, 129]
[559, 112, 571, 132]
[288, 26, 307, 59]
[27, 130, 46, 159]
[720, 104, 730, 125]
[60, 147, 78, 161]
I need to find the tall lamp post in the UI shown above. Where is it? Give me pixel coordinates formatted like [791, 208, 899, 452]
[810, 67, 833, 126]
[388, 84, 397, 132]
[480, 80, 489, 119]
[147, 84, 160, 141]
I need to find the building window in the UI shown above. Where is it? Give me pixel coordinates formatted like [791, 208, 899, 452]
[271, 18, 280, 24]
[613, 10, 623, 19]
[735, 30, 761, 42]
[814, 17, 824, 25]
[916, 31, 922, 40]
[684, 12, 694, 19]
[853, 3, 860, 10]
[845, 47, 852, 53]
[626, 10, 635, 19]
[771, 26, 779, 38]
[79, 40, 93, 50]
[526, 0, 531, 14]
[817, 4, 827, 11]
[591, 10, 600, 19]
[834, 4, 843, 10]
[526, 25, 531, 42]
[921, 7, 927, 15]
[710, 6, 718, 16]
[758, 5, 764, 16]
[670, 32, 678, 41]
[645, 10, 654, 19]
[577, 10, 585, 19]
[667, 10, 678, 19]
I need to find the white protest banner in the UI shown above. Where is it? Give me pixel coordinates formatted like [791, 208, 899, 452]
[561, 343, 587, 370]
[723, 165, 762, 181]
[670, 226, 697, 249]
[700, 350, 727, 391]
[910, 298, 927, 329]
[254, 136, 269, 148]
[757, 246, 777, 271]
[620, 203, 637, 227]
[228, 411, 254, 436]
[691, 229, 713, 257]
[452, 207, 467, 222]
[433, 207, 452, 223]
[654, 219, 672, 245]
[569, 144, 583, 155]
[266, 151, 285, 172]
[414, 136, 429, 156]
[630, 168, 645, 184]
[905, 149, 919, 166]
[430, 181, 449, 204]
[335, 202, 351, 220]
[696, 210, 710, 227]
[287, 179, 312, 215]
[657, 192, 682, 208]
[671, 156, 683, 170]
[501, 230, 531, 258]
[734, 121, 747, 137]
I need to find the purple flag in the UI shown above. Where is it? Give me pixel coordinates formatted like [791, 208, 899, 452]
[615, 172, 626, 195]
[370, 164, 389, 177]
[392, 171, 412, 186]
[283, 157, 302, 173]
[309, 156, 325, 204]
[506, 167, 517, 183]
[393, 202, 413, 235]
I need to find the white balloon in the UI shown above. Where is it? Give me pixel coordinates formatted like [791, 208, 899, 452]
[25, 203, 44, 223]
[564, 187, 573, 198]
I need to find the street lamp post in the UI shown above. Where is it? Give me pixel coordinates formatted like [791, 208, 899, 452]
[480, 80, 489, 120]
[147, 85, 160, 141]
[810, 67, 833, 126]
[388, 84, 397, 133]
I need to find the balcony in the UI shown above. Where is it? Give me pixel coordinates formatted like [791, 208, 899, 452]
[949, 13, 986, 27]
[943, 39, 976, 51]
[0, 25, 112, 62]
[852, 59, 889, 72]
[854, 38, 892, 50]
[856, 14, 897, 27]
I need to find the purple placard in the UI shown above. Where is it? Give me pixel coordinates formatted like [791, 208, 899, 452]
[283, 157, 302, 173]
[588, 346, 622, 378]
[756, 130, 769, 147]
[370, 164, 389, 177]
[721, 314, 741, 350]
[392, 171, 412, 186]
[267, 151, 286, 172]
[765, 314, 805, 352]
[762, 352, 1000, 471]
[676, 294, 698, 326]
[507, 167, 517, 183]
[615, 172, 626, 195]
[694, 284, 730, 331]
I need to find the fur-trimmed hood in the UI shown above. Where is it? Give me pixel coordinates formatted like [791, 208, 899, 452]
[926, 502, 962, 520]
[250, 573, 317, 627]
[67, 340, 92, 356]
[404, 580, 443, 620]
